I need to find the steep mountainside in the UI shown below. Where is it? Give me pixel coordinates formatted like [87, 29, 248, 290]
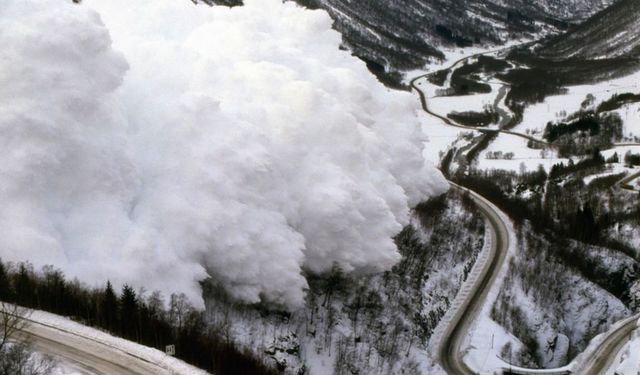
[205, 0, 612, 86]
[295, 0, 611, 70]
[205, 191, 487, 375]
[538, 0, 640, 60]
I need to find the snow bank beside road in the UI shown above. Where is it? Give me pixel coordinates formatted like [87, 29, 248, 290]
[608, 318, 640, 375]
[26, 309, 209, 375]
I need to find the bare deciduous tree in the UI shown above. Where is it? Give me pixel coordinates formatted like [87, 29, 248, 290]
[0, 303, 29, 353]
[0, 303, 56, 375]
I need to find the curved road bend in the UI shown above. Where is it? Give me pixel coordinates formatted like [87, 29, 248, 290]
[409, 49, 550, 147]
[618, 169, 640, 191]
[440, 144, 638, 375]
[577, 313, 640, 375]
[416, 52, 639, 375]
[440, 182, 511, 375]
[16, 318, 171, 375]
[503, 313, 639, 375]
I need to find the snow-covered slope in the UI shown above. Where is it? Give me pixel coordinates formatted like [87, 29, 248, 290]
[0, 0, 447, 309]
[205, 0, 612, 86]
[205, 191, 486, 375]
[491, 227, 633, 368]
[539, 0, 640, 60]
[298, 0, 612, 66]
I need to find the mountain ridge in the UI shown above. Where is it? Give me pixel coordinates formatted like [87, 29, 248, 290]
[538, 0, 640, 61]
[203, 0, 613, 87]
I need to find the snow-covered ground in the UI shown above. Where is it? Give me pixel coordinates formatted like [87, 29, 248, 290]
[478, 70, 640, 173]
[427, 84, 501, 116]
[608, 101, 640, 142]
[204, 192, 487, 375]
[512, 70, 640, 138]
[489, 228, 632, 370]
[420, 120, 472, 167]
[478, 133, 567, 173]
[414, 43, 640, 175]
[404, 38, 537, 85]
[603, 146, 640, 160]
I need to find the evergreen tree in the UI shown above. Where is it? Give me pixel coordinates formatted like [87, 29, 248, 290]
[0, 260, 13, 302]
[13, 264, 34, 307]
[102, 281, 119, 333]
[39, 266, 66, 314]
[120, 284, 139, 340]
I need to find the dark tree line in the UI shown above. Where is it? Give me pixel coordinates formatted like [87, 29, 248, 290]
[596, 92, 640, 113]
[448, 109, 498, 127]
[434, 25, 474, 47]
[453, 162, 639, 302]
[446, 55, 513, 96]
[0, 261, 277, 375]
[427, 69, 449, 86]
[544, 116, 600, 142]
[452, 156, 634, 251]
[548, 149, 605, 179]
[544, 235, 634, 303]
[543, 112, 623, 155]
[498, 67, 567, 104]
[624, 151, 640, 166]
[450, 67, 492, 95]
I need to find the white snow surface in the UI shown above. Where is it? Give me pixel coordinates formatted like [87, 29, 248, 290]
[0, 0, 447, 309]
[428, 86, 499, 116]
[478, 133, 567, 173]
[513, 70, 640, 138]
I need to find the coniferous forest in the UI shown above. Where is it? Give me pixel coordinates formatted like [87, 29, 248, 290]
[0, 260, 277, 375]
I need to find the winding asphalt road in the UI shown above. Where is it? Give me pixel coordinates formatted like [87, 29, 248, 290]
[577, 314, 640, 375]
[15, 317, 171, 375]
[439, 182, 511, 375]
[444, 177, 638, 375]
[413, 50, 640, 375]
[618, 169, 640, 191]
[11, 42, 637, 375]
[409, 47, 550, 147]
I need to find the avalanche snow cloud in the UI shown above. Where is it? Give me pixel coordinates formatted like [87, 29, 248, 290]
[0, 0, 447, 308]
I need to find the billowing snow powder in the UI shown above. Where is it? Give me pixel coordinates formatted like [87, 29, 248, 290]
[0, 0, 447, 308]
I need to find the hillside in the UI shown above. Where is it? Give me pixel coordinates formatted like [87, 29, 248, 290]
[205, 0, 612, 87]
[295, 0, 611, 67]
[539, 0, 640, 60]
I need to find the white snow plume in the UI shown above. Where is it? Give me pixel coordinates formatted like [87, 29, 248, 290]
[0, 0, 448, 308]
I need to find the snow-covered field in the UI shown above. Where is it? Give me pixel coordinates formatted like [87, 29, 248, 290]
[420, 121, 470, 167]
[478, 133, 567, 173]
[512, 70, 640, 138]
[583, 167, 625, 185]
[469, 69, 640, 174]
[610, 102, 640, 141]
[415, 45, 640, 175]
[427, 84, 501, 116]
